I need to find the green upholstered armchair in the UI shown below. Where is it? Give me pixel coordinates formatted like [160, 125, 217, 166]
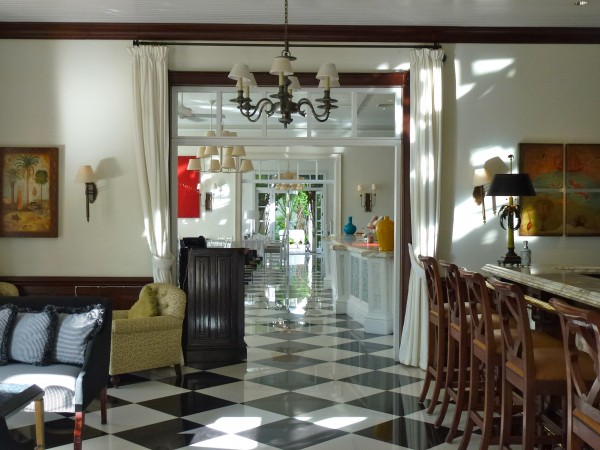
[109, 282, 186, 387]
[0, 282, 18, 296]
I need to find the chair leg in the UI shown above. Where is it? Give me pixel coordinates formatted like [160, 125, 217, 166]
[446, 338, 468, 441]
[435, 334, 456, 427]
[174, 363, 182, 378]
[74, 411, 84, 450]
[458, 354, 479, 450]
[418, 323, 435, 404]
[110, 375, 120, 389]
[426, 326, 446, 414]
[100, 387, 108, 425]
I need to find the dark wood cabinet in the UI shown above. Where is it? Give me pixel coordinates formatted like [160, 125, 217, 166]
[182, 247, 247, 364]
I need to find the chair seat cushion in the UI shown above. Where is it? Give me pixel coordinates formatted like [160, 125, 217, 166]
[0, 363, 80, 412]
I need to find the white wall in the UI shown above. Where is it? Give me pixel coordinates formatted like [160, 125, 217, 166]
[0, 40, 152, 276]
[1, 39, 598, 277]
[439, 44, 600, 271]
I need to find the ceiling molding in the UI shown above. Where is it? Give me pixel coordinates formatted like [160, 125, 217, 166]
[2, 22, 600, 44]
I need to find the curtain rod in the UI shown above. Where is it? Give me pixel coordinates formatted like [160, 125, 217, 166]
[132, 40, 441, 50]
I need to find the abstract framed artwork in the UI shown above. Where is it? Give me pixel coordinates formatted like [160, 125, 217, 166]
[177, 156, 200, 218]
[519, 143, 564, 236]
[518, 142, 600, 236]
[0, 147, 59, 237]
[565, 144, 600, 236]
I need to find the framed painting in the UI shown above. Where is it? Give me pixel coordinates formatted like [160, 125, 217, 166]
[519, 192, 564, 236]
[177, 156, 200, 218]
[518, 143, 564, 236]
[519, 143, 564, 189]
[0, 147, 58, 237]
[565, 144, 600, 236]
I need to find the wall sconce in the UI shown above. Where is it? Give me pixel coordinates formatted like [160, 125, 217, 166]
[204, 192, 213, 212]
[472, 168, 492, 223]
[358, 184, 377, 212]
[75, 165, 98, 222]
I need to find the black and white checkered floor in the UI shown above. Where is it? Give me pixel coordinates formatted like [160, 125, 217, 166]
[8, 253, 484, 449]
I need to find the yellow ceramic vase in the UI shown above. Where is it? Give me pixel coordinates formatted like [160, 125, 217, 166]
[376, 216, 394, 251]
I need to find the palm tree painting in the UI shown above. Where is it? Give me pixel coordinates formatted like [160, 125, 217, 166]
[0, 147, 58, 237]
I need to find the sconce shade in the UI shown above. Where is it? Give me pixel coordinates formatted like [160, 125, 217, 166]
[472, 168, 492, 187]
[75, 165, 97, 183]
[487, 174, 536, 197]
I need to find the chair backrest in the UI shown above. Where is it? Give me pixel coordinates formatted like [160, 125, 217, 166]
[418, 255, 446, 318]
[440, 261, 468, 330]
[551, 298, 600, 448]
[146, 283, 186, 320]
[0, 282, 19, 296]
[461, 268, 498, 354]
[487, 277, 534, 376]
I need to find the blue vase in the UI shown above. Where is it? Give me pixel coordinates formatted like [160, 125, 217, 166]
[343, 216, 357, 235]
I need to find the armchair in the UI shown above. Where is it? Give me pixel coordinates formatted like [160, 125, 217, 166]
[109, 283, 186, 387]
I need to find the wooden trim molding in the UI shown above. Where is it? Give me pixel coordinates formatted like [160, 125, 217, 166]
[2, 22, 600, 44]
[0, 276, 153, 310]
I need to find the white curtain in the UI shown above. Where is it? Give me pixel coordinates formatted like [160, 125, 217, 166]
[398, 48, 445, 368]
[129, 45, 174, 283]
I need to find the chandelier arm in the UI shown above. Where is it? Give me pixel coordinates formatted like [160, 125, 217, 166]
[297, 97, 333, 122]
[231, 92, 277, 122]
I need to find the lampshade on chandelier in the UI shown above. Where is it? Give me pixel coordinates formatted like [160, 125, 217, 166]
[187, 130, 254, 174]
[272, 171, 306, 191]
[228, 0, 339, 128]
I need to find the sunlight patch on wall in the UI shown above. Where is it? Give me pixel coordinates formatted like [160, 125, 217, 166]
[455, 59, 475, 100]
[472, 58, 514, 76]
[453, 197, 495, 241]
[470, 146, 514, 168]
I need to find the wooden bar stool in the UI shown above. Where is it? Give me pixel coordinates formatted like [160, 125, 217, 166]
[435, 261, 471, 442]
[418, 255, 448, 414]
[551, 298, 600, 450]
[489, 277, 570, 450]
[458, 269, 503, 450]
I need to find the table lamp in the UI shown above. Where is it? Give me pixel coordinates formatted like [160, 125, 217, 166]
[486, 155, 536, 265]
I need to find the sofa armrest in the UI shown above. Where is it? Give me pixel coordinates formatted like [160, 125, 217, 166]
[113, 310, 129, 320]
[112, 315, 181, 334]
[76, 299, 113, 411]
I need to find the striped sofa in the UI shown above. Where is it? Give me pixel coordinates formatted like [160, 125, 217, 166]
[0, 296, 112, 450]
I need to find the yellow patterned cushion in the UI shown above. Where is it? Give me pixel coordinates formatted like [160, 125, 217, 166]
[128, 286, 159, 319]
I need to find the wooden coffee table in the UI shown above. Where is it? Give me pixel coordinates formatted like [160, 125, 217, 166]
[0, 383, 45, 450]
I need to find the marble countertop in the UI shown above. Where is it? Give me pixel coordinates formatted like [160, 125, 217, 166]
[481, 264, 600, 309]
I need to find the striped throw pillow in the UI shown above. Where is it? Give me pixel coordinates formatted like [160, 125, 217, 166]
[10, 306, 58, 366]
[0, 304, 18, 365]
[51, 305, 105, 366]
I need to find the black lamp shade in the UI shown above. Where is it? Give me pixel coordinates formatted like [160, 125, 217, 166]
[486, 174, 536, 197]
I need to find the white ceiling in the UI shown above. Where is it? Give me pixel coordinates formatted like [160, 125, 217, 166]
[0, 0, 598, 28]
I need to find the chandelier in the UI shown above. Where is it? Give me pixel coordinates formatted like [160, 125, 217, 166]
[187, 130, 254, 174]
[228, 0, 339, 128]
[186, 101, 254, 174]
